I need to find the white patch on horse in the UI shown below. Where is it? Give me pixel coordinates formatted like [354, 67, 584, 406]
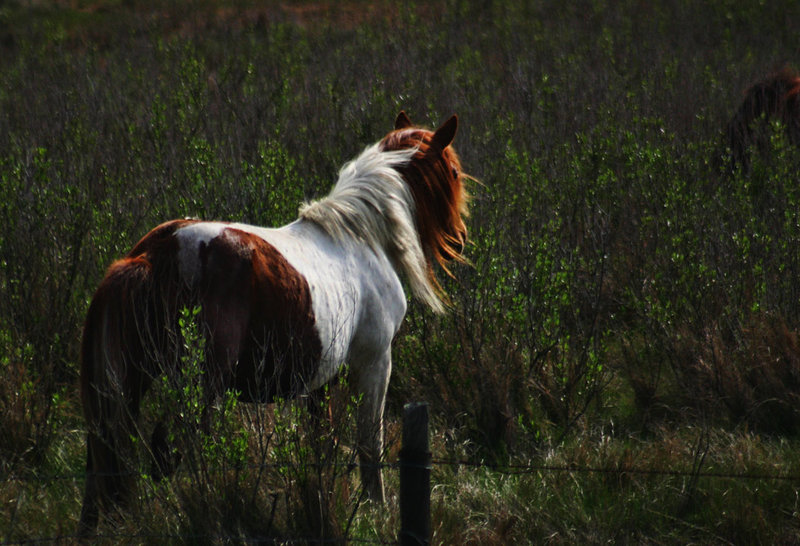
[174, 222, 225, 287]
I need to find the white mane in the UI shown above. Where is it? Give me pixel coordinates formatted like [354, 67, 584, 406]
[298, 142, 443, 312]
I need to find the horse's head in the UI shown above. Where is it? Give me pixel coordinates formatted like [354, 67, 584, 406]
[379, 111, 469, 276]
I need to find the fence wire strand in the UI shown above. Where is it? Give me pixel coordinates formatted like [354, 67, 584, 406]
[7, 457, 800, 484]
[429, 458, 800, 481]
[4, 455, 800, 544]
[2, 533, 397, 546]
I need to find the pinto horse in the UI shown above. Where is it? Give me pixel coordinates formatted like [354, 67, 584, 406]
[77, 112, 468, 535]
[727, 65, 800, 172]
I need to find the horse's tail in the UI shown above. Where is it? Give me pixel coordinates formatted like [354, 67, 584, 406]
[78, 256, 156, 536]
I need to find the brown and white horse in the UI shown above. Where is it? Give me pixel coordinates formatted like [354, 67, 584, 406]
[77, 112, 469, 535]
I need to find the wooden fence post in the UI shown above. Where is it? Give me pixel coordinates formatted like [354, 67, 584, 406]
[399, 402, 431, 545]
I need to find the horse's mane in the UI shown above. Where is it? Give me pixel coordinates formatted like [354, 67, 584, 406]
[380, 127, 468, 270]
[299, 143, 442, 310]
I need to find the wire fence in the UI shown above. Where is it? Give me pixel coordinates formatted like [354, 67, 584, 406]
[430, 458, 800, 481]
[4, 456, 800, 545]
[5, 399, 800, 546]
[6, 459, 800, 486]
[2, 531, 396, 545]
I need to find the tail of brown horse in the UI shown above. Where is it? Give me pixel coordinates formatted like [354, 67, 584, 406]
[77, 257, 161, 537]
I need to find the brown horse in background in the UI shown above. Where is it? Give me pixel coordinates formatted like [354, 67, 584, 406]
[727, 65, 800, 172]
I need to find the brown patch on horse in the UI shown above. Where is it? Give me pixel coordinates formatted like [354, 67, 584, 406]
[196, 227, 322, 402]
[728, 65, 800, 171]
[379, 113, 469, 292]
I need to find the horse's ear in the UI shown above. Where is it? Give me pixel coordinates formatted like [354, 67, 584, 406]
[395, 111, 413, 130]
[432, 114, 458, 150]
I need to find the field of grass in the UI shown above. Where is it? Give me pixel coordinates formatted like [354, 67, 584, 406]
[3, 0, 800, 543]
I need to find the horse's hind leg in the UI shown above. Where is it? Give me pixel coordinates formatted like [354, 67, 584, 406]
[78, 417, 136, 537]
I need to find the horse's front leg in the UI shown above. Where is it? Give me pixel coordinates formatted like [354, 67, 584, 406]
[353, 349, 391, 503]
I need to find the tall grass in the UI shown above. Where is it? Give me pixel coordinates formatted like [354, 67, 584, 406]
[2, 0, 800, 542]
